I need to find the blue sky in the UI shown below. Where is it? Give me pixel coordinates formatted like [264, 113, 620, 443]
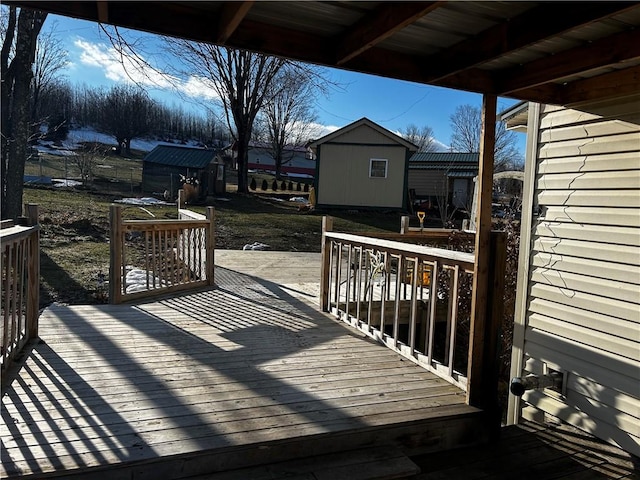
[50, 14, 525, 154]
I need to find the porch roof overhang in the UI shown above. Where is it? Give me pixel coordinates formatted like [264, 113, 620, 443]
[4, 1, 640, 109]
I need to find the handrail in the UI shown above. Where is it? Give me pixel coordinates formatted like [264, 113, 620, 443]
[320, 216, 506, 402]
[109, 204, 215, 304]
[325, 232, 475, 270]
[1, 204, 40, 382]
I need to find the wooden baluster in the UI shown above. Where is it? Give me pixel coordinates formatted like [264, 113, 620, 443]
[206, 207, 215, 285]
[409, 256, 419, 355]
[447, 265, 460, 378]
[427, 260, 439, 365]
[109, 205, 123, 304]
[320, 216, 333, 311]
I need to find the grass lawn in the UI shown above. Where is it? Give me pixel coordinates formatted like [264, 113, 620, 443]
[23, 185, 404, 306]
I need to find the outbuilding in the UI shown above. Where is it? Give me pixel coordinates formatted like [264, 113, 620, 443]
[309, 118, 417, 210]
[142, 145, 225, 200]
[408, 152, 479, 209]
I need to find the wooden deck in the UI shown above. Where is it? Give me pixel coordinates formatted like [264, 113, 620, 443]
[1, 256, 486, 479]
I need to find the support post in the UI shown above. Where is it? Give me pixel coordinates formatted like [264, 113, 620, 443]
[109, 205, 123, 304]
[467, 94, 497, 411]
[206, 207, 215, 286]
[25, 204, 39, 338]
[400, 215, 410, 234]
[178, 189, 185, 209]
[320, 216, 333, 310]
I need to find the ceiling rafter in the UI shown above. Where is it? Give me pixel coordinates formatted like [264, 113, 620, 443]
[418, 2, 638, 83]
[499, 28, 640, 95]
[335, 1, 443, 66]
[562, 65, 640, 106]
[216, 1, 254, 44]
[96, 1, 109, 23]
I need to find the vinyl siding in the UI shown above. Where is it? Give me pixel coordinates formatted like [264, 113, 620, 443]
[514, 101, 640, 456]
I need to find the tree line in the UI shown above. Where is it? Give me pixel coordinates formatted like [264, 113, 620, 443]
[39, 82, 229, 153]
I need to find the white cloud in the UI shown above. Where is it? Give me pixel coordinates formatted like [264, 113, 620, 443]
[179, 75, 219, 100]
[308, 122, 340, 139]
[74, 39, 218, 100]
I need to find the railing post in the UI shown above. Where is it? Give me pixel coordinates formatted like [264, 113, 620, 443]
[320, 216, 333, 310]
[206, 207, 215, 286]
[109, 205, 123, 304]
[400, 215, 410, 234]
[178, 189, 185, 209]
[25, 204, 39, 338]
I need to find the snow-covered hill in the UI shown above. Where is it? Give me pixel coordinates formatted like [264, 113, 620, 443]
[35, 127, 203, 157]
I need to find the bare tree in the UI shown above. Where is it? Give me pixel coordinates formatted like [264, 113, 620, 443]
[165, 40, 286, 193]
[449, 104, 521, 171]
[74, 142, 106, 184]
[1, 6, 48, 219]
[260, 65, 325, 179]
[400, 124, 438, 152]
[32, 20, 68, 131]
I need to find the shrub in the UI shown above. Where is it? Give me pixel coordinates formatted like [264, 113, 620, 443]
[296, 182, 302, 192]
[272, 179, 278, 191]
[261, 179, 268, 191]
[288, 181, 293, 191]
[250, 177, 257, 190]
[281, 180, 287, 191]
[303, 183, 309, 192]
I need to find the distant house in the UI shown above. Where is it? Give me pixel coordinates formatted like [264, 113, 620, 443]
[309, 118, 417, 210]
[221, 142, 316, 178]
[408, 152, 479, 209]
[142, 145, 224, 200]
[248, 143, 315, 178]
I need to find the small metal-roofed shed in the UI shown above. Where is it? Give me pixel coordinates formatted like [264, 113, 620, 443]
[309, 117, 417, 210]
[408, 152, 480, 209]
[142, 145, 225, 199]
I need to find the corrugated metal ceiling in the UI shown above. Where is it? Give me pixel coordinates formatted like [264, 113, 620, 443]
[7, 1, 639, 107]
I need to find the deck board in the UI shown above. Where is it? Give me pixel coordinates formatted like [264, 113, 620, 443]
[1, 266, 482, 479]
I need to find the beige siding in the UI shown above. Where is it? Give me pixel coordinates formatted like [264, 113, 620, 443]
[317, 144, 406, 208]
[512, 100, 640, 456]
[330, 124, 399, 145]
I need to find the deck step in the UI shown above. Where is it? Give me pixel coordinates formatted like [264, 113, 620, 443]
[185, 446, 420, 480]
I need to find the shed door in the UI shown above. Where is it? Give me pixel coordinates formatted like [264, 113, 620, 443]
[452, 178, 468, 208]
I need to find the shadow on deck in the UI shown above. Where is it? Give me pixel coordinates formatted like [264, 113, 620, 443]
[1, 264, 487, 479]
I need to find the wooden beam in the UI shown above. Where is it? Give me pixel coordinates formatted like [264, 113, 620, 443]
[335, 2, 443, 65]
[562, 65, 640, 107]
[500, 28, 640, 95]
[96, 1, 109, 23]
[216, 1, 254, 44]
[420, 2, 638, 83]
[467, 94, 496, 409]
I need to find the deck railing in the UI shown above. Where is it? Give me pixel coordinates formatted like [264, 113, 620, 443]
[109, 203, 214, 303]
[1, 205, 39, 380]
[320, 216, 505, 398]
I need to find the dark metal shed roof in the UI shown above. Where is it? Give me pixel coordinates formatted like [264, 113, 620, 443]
[143, 145, 216, 169]
[409, 152, 479, 164]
